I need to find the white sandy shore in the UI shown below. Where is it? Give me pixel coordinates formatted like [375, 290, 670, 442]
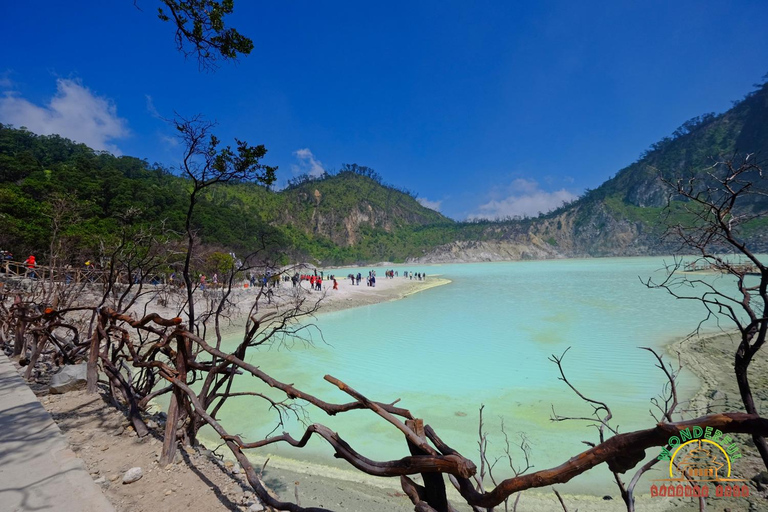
[122, 271, 450, 330]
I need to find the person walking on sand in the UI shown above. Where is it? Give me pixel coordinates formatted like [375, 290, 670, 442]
[333, 278, 338, 290]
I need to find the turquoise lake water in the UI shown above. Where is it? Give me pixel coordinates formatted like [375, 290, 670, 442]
[212, 256, 734, 493]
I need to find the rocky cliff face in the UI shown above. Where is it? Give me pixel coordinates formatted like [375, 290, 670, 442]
[276, 173, 451, 250]
[407, 239, 560, 263]
[409, 202, 679, 263]
[567, 203, 666, 256]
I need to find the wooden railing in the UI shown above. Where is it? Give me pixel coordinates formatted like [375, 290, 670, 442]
[0, 260, 166, 285]
[683, 261, 761, 274]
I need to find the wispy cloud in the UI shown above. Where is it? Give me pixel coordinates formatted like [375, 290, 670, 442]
[417, 197, 442, 212]
[291, 148, 325, 177]
[0, 78, 129, 154]
[145, 94, 162, 119]
[0, 71, 13, 89]
[159, 134, 178, 148]
[470, 178, 577, 220]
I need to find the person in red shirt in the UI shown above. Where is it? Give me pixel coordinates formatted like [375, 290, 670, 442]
[24, 255, 36, 278]
[333, 278, 338, 290]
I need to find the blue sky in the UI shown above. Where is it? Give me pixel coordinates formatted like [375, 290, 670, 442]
[1, 1, 767, 219]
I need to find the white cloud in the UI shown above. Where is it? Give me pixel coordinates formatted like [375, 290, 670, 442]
[470, 178, 577, 220]
[417, 197, 442, 212]
[0, 78, 129, 154]
[291, 148, 325, 177]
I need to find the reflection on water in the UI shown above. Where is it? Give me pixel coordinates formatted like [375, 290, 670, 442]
[212, 257, 728, 494]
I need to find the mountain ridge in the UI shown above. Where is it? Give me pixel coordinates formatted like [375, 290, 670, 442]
[1, 81, 767, 265]
[408, 80, 768, 263]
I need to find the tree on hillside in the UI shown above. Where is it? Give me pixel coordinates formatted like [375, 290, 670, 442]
[339, 163, 382, 183]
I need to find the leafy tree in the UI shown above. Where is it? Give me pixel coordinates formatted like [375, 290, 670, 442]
[155, 0, 254, 69]
[173, 114, 276, 330]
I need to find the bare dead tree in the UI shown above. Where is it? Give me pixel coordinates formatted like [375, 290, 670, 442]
[646, 154, 768, 468]
[476, 405, 533, 512]
[624, 348, 696, 512]
[549, 347, 629, 505]
[549, 344, 712, 512]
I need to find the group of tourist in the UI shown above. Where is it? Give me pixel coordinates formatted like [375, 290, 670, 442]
[305, 274, 324, 290]
[292, 272, 342, 291]
[403, 271, 426, 281]
[381, 269, 427, 281]
[346, 270, 379, 287]
[244, 267, 429, 293]
[347, 272, 364, 286]
[198, 273, 218, 290]
[339, 269, 427, 287]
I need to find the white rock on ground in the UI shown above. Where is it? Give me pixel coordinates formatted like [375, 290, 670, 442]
[122, 467, 143, 484]
[49, 363, 88, 394]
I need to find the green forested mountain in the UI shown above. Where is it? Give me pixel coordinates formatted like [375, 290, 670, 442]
[547, 79, 768, 256]
[0, 126, 454, 264]
[1, 80, 767, 266]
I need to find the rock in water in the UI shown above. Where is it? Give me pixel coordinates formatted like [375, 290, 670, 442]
[122, 467, 143, 484]
[49, 363, 88, 394]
